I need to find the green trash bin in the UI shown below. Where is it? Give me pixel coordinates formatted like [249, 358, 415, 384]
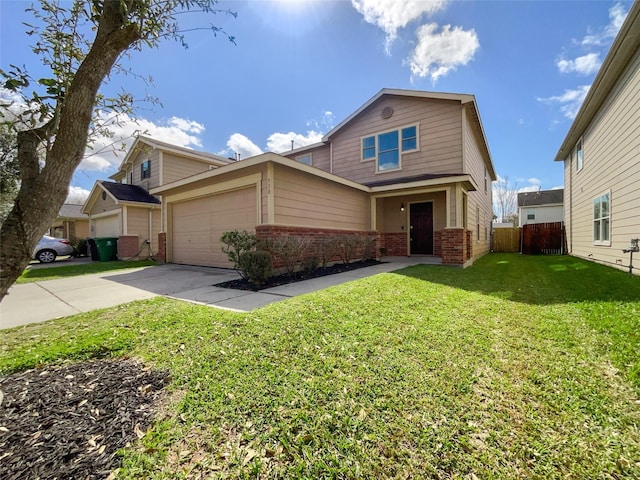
[94, 237, 118, 262]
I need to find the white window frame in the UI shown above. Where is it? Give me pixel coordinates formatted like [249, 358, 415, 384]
[296, 153, 312, 166]
[360, 124, 420, 173]
[593, 190, 611, 246]
[141, 160, 151, 180]
[576, 138, 583, 172]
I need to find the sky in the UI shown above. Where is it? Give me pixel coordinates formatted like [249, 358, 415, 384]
[0, 0, 633, 204]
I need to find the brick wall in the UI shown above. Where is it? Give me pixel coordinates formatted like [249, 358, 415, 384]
[117, 235, 140, 260]
[438, 228, 472, 265]
[381, 232, 407, 256]
[157, 232, 166, 263]
[255, 225, 378, 269]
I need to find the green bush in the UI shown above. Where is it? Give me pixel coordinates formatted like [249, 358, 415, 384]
[71, 238, 88, 257]
[302, 256, 319, 273]
[262, 235, 310, 275]
[221, 230, 258, 271]
[237, 250, 272, 286]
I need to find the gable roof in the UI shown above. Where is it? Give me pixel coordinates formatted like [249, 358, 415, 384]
[58, 204, 88, 220]
[111, 135, 232, 179]
[287, 88, 496, 180]
[518, 189, 564, 207]
[83, 180, 160, 214]
[101, 181, 161, 204]
[555, 1, 640, 161]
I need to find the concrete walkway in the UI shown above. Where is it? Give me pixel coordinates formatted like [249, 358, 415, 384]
[0, 257, 433, 330]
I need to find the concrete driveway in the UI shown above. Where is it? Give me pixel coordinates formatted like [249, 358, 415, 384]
[0, 264, 245, 329]
[0, 258, 425, 330]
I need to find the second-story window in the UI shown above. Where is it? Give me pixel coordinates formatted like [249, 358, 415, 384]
[361, 124, 419, 172]
[296, 153, 312, 165]
[141, 160, 151, 180]
[576, 139, 583, 171]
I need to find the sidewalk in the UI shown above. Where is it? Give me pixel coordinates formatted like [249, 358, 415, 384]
[0, 257, 430, 330]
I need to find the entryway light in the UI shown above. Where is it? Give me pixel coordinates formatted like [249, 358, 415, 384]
[400, 203, 405, 212]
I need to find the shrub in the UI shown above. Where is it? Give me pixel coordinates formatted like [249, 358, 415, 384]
[319, 237, 338, 268]
[362, 236, 376, 260]
[334, 234, 357, 264]
[237, 250, 272, 286]
[70, 238, 88, 257]
[262, 235, 310, 275]
[221, 230, 258, 271]
[378, 247, 387, 257]
[302, 256, 319, 273]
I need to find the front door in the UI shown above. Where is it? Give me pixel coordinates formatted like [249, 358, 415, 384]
[410, 202, 433, 255]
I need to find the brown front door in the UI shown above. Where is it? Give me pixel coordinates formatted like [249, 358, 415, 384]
[410, 202, 433, 255]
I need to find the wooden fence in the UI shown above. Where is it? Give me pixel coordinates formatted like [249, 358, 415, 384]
[492, 228, 520, 253]
[522, 222, 566, 255]
[492, 222, 566, 255]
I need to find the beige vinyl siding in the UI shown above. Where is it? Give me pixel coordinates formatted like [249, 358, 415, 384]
[125, 206, 161, 254]
[131, 148, 160, 191]
[566, 47, 640, 269]
[170, 187, 257, 267]
[380, 192, 447, 233]
[272, 165, 370, 230]
[90, 191, 118, 215]
[463, 108, 493, 257]
[330, 96, 463, 184]
[93, 214, 121, 238]
[283, 144, 332, 173]
[161, 152, 217, 185]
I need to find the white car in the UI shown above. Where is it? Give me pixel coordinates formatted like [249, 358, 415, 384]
[33, 235, 74, 263]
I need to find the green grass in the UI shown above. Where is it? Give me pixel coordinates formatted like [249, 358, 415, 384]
[1, 254, 639, 478]
[17, 259, 158, 284]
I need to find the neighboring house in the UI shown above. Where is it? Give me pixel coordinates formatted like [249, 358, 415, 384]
[152, 88, 497, 268]
[554, 1, 640, 274]
[517, 189, 564, 226]
[49, 203, 89, 239]
[82, 135, 231, 259]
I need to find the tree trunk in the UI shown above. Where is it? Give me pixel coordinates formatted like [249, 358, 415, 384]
[0, 3, 141, 301]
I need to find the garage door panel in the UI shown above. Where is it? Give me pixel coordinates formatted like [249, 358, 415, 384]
[172, 187, 257, 267]
[93, 214, 120, 238]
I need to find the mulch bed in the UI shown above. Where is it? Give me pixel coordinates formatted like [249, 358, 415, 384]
[215, 259, 384, 291]
[0, 359, 170, 480]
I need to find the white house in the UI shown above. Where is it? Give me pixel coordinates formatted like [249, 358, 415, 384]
[518, 189, 564, 226]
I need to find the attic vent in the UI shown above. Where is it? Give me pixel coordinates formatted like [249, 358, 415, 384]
[209, 165, 215, 170]
[381, 106, 394, 119]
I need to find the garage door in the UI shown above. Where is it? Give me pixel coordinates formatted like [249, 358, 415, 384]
[171, 187, 257, 267]
[93, 214, 120, 238]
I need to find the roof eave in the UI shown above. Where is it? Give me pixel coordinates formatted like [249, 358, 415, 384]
[555, 1, 640, 161]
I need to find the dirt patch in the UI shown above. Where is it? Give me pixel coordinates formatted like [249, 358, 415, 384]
[0, 359, 170, 480]
[215, 259, 383, 291]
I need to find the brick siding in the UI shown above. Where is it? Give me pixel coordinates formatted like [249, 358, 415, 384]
[438, 228, 472, 265]
[117, 235, 140, 260]
[157, 232, 166, 263]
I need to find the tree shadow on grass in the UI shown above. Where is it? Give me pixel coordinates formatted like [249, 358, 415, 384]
[393, 253, 640, 305]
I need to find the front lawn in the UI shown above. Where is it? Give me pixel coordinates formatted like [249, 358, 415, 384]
[17, 259, 158, 284]
[1, 254, 639, 478]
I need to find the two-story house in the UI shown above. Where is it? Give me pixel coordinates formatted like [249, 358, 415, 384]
[554, 0, 639, 274]
[517, 189, 564, 226]
[152, 89, 496, 268]
[83, 135, 231, 259]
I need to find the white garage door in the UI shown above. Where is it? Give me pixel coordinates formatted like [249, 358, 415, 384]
[93, 214, 120, 238]
[171, 187, 257, 267]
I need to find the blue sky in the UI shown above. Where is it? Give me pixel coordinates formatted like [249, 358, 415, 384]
[0, 0, 632, 203]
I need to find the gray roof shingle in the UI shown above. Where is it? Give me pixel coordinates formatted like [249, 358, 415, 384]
[101, 181, 160, 204]
[518, 189, 564, 207]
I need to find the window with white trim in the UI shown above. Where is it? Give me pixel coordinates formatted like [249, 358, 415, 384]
[576, 139, 583, 172]
[361, 124, 419, 172]
[593, 192, 610, 245]
[141, 160, 151, 180]
[527, 209, 535, 221]
[296, 153, 312, 166]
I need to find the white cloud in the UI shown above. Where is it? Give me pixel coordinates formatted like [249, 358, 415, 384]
[407, 23, 479, 82]
[267, 130, 323, 153]
[66, 186, 91, 204]
[517, 178, 541, 193]
[537, 85, 591, 120]
[226, 133, 263, 160]
[351, 0, 448, 50]
[80, 112, 207, 172]
[581, 2, 627, 46]
[556, 52, 601, 75]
